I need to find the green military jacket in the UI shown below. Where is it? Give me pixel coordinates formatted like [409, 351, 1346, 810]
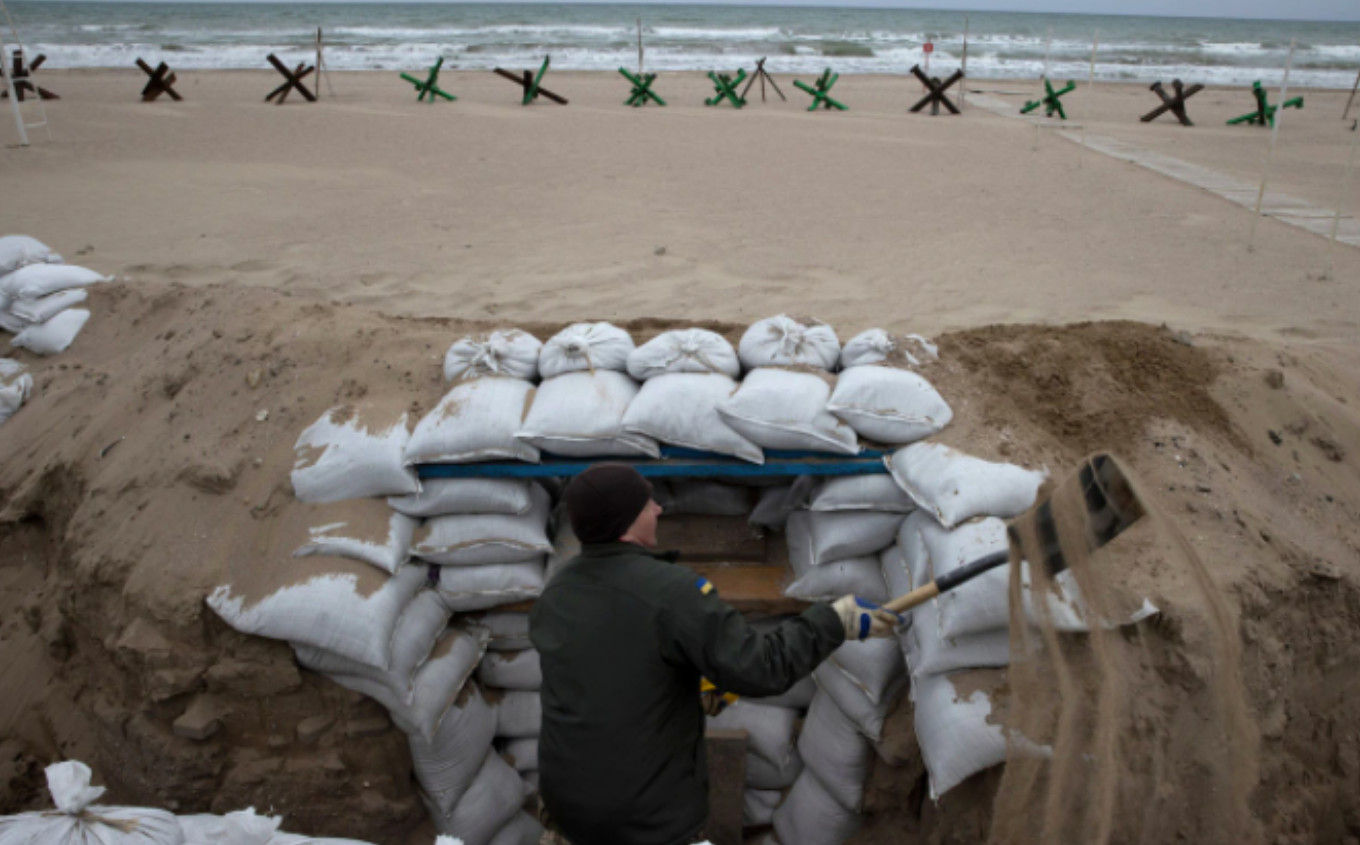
[529, 541, 845, 845]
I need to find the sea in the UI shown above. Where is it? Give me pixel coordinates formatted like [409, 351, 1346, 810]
[5, 2, 1360, 89]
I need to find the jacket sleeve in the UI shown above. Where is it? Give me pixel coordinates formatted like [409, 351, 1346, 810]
[654, 574, 846, 698]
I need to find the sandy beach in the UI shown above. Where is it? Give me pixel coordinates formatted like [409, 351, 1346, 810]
[3, 66, 1360, 845]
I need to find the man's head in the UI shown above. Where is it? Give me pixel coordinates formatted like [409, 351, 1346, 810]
[565, 463, 662, 548]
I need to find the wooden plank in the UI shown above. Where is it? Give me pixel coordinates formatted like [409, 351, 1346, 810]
[704, 729, 748, 845]
[656, 515, 764, 562]
[491, 563, 805, 615]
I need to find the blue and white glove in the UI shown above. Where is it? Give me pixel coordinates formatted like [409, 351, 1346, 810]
[831, 595, 903, 641]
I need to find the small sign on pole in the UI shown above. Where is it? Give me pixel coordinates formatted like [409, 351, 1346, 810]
[923, 41, 933, 78]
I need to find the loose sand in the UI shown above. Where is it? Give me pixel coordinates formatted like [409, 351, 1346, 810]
[2, 70, 1359, 844]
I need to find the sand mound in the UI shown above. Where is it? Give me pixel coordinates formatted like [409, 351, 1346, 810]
[2, 280, 1359, 844]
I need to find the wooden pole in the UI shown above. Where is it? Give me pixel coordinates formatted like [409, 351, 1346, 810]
[0, 30, 26, 146]
[1325, 119, 1359, 278]
[1344, 67, 1360, 121]
[959, 16, 968, 111]
[1249, 38, 1297, 252]
[315, 27, 322, 99]
[637, 18, 643, 76]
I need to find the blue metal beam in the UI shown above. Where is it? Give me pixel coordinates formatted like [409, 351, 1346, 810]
[416, 447, 890, 480]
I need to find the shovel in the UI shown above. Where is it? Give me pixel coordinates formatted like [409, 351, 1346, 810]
[882, 453, 1148, 616]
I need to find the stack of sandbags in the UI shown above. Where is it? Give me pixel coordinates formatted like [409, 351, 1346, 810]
[769, 692, 872, 845]
[718, 316, 857, 456]
[0, 760, 182, 845]
[479, 645, 543, 797]
[178, 806, 376, 844]
[0, 359, 32, 426]
[706, 697, 804, 828]
[517, 322, 657, 458]
[621, 328, 762, 463]
[0, 236, 106, 356]
[827, 328, 951, 446]
[782, 504, 905, 605]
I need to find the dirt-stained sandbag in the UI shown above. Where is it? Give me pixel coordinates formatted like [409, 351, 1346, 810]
[621, 372, 763, 463]
[738, 315, 840, 372]
[291, 402, 420, 503]
[626, 328, 740, 380]
[718, 368, 859, 454]
[538, 322, 635, 378]
[443, 330, 542, 382]
[886, 442, 1046, 529]
[517, 370, 659, 457]
[406, 377, 540, 465]
[0, 761, 184, 845]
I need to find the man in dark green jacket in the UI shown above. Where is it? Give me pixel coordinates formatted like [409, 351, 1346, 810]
[530, 463, 898, 845]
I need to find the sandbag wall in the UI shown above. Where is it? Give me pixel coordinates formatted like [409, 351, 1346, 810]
[207, 315, 1053, 845]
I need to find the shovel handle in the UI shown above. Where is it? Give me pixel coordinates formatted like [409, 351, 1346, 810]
[882, 550, 1012, 615]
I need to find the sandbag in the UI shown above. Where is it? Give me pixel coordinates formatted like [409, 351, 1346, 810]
[839, 328, 938, 369]
[0, 234, 61, 276]
[487, 812, 545, 845]
[208, 560, 425, 671]
[0, 263, 104, 300]
[921, 516, 1011, 639]
[0, 760, 184, 845]
[516, 369, 658, 457]
[423, 751, 525, 845]
[626, 328, 740, 380]
[410, 683, 498, 815]
[478, 612, 532, 652]
[11, 308, 90, 355]
[436, 560, 547, 612]
[749, 675, 816, 711]
[178, 808, 281, 845]
[293, 507, 417, 575]
[738, 315, 839, 372]
[656, 480, 751, 516]
[538, 322, 634, 378]
[718, 368, 858, 454]
[499, 737, 539, 772]
[291, 402, 420, 503]
[493, 690, 541, 738]
[903, 593, 1009, 678]
[389, 478, 539, 518]
[827, 365, 952, 445]
[785, 553, 887, 604]
[621, 372, 762, 464]
[812, 639, 906, 741]
[771, 770, 860, 845]
[798, 692, 872, 811]
[748, 478, 815, 530]
[477, 649, 542, 691]
[913, 669, 1016, 799]
[743, 788, 782, 827]
[808, 474, 914, 513]
[886, 442, 1046, 529]
[0, 359, 31, 426]
[9, 287, 87, 325]
[444, 330, 542, 382]
[787, 510, 904, 567]
[415, 484, 552, 565]
[879, 543, 913, 608]
[406, 377, 540, 465]
[744, 746, 803, 790]
[707, 700, 798, 769]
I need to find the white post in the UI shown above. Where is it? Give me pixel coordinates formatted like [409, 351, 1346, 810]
[1343, 67, 1359, 121]
[1325, 120, 1359, 278]
[1034, 26, 1054, 150]
[315, 27, 322, 99]
[1248, 38, 1297, 252]
[1078, 29, 1099, 167]
[637, 17, 643, 76]
[959, 16, 969, 110]
[0, 31, 27, 147]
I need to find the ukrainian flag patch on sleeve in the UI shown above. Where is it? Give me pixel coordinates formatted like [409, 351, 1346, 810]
[695, 576, 715, 595]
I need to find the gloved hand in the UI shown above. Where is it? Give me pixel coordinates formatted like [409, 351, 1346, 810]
[831, 595, 902, 641]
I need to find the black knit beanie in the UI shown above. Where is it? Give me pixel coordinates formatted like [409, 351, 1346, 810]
[565, 463, 655, 544]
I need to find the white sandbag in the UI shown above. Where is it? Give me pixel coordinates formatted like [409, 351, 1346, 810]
[410, 683, 497, 815]
[787, 510, 904, 567]
[9, 287, 87, 326]
[718, 368, 858, 454]
[743, 789, 782, 827]
[493, 690, 541, 738]
[436, 560, 546, 612]
[621, 372, 762, 463]
[291, 402, 420, 503]
[812, 639, 906, 741]
[744, 747, 803, 790]
[478, 612, 532, 651]
[415, 485, 551, 565]
[903, 595, 1010, 678]
[538, 322, 634, 378]
[499, 737, 539, 772]
[299, 624, 487, 743]
[0, 359, 31, 426]
[827, 366, 952, 445]
[785, 554, 887, 604]
[178, 808, 281, 845]
[389, 478, 539, 518]
[444, 330, 542, 382]
[748, 478, 815, 530]
[886, 442, 1046, 529]
[0, 760, 184, 845]
[294, 508, 417, 575]
[0, 263, 104, 300]
[406, 377, 540, 465]
[208, 561, 425, 671]
[487, 812, 545, 845]
[878, 544, 913, 608]
[0, 309, 26, 333]
[11, 308, 90, 355]
[707, 700, 798, 769]
[627, 328, 740, 380]
[807, 474, 915, 513]
[0, 234, 61, 276]
[657, 481, 751, 516]
[798, 692, 872, 811]
[749, 675, 816, 711]
[771, 770, 860, 845]
[477, 649, 542, 691]
[424, 751, 524, 845]
[738, 315, 839, 372]
[516, 370, 658, 457]
[839, 328, 938, 370]
[920, 517, 1011, 639]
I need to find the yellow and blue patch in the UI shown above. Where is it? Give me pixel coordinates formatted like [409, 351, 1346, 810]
[695, 576, 715, 595]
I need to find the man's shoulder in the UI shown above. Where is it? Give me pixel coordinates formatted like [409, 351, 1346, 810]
[548, 549, 696, 601]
